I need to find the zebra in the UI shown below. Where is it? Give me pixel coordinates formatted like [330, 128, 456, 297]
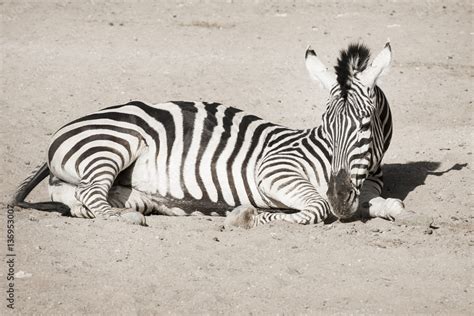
[12, 42, 404, 228]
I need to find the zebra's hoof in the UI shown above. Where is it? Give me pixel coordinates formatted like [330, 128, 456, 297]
[224, 205, 257, 229]
[120, 211, 147, 226]
[385, 198, 405, 221]
[376, 198, 404, 221]
[107, 208, 147, 226]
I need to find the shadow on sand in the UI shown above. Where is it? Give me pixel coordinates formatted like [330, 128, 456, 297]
[382, 161, 468, 200]
[337, 161, 469, 224]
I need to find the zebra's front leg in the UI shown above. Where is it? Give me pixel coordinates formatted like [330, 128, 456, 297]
[225, 184, 330, 228]
[225, 201, 329, 229]
[358, 170, 404, 221]
[254, 199, 330, 226]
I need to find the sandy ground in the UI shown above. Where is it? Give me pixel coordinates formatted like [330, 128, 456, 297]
[1, 0, 473, 314]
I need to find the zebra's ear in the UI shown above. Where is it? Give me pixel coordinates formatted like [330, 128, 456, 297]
[305, 45, 337, 90]
[360, 42, 392, 87]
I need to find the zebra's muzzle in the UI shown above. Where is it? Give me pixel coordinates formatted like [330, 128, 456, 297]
[327, 169, 359, 219]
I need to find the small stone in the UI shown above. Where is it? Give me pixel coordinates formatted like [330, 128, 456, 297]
[15, 271, 32, 279]
[212, 237, 220, 242]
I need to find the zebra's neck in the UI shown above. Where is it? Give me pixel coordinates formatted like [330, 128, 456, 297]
[259, 126, 333, 193]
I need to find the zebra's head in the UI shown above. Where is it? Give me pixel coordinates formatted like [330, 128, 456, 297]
[305, 42, 392, 219]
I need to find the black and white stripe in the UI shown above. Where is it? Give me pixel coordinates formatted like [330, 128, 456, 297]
[13, 42, 401, 226]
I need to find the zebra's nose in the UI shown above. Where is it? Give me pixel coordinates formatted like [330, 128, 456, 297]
[327, 169, 358, 218]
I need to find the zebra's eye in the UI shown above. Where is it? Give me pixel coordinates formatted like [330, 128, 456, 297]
[360, 121, 370, 132]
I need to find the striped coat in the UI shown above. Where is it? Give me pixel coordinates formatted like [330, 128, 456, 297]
[13, 42, 405, 227]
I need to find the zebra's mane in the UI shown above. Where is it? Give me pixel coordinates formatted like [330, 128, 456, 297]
[334, 43, 371, 98]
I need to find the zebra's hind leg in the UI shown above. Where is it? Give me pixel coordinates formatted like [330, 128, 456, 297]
[111, 186, 195, 217]
[108, 185, 163, 216]
[49, 177, 146, 225]
[49, 176, 92, 218]
[75, 180, 146, 226]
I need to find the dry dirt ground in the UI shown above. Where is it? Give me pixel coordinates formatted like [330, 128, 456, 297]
[1, 0, 473, 314]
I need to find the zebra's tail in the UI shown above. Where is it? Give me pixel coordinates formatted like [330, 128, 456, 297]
[11, 163, 70, 213]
